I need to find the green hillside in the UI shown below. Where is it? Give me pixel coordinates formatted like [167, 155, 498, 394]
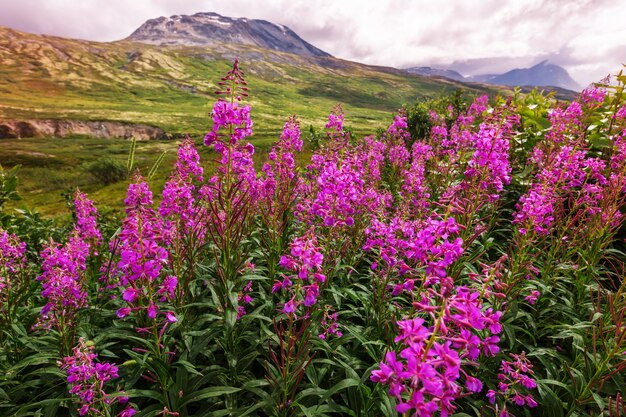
[0, 26, 504, 214]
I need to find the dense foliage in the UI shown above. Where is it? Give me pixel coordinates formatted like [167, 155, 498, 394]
[1, 61, 626, 417]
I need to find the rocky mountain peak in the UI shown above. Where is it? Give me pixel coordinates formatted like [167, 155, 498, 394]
[126, 12, 330, 58]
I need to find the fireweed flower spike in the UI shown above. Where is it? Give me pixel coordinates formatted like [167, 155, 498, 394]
[112, 174, 176, 323]
[258, 116, 304, 278]
[0, 229, 27, 323]
[160, 137, 204, 241]
[159, 138, 206, 301]
[36, 233, 88, 337]
[60, 338, 135, 417]
[201, 58, 258, 317]
[485, 352, 537, 416]
[203, 58, 256, 193]
[275, 228, 326, 316]
[73, 189, 102, 248]
[371, 285, 504, 416]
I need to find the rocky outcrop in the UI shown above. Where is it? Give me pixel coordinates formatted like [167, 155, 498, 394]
[126, 12, 331, 58]
[0, 119, 165, 140]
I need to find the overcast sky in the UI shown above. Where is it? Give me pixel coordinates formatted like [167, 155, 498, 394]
[0, 0, 624, 86]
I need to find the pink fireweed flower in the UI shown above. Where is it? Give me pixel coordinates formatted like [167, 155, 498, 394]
[385, 114, 411, 168]
[258, 116, 303, 240]
[372, 284, 503, 416]
[0, 229, 27, 318]
[204, 100, 253, 146]
[73, 189, 102, 246]
[111, 175, 176, 324]
[513, 186, 556, 235]
[203, 59, 256, 193]
[174, 137, 204, 182]
[545, 101, 583, 145]
[580, 87, 606, 109]
[275, 228, 326, 315]
[464, 112, 518, 194]
[400, 142, 433, 215]
[159, 138, 206, 246]
[260, 116, 302, 189]
[296, 123, 390, 235]
[487, 352, 538, 413]
[36, 232, 88, 330]
[325, 104, 345, 134]
[60, 338, 135, 417]
[319, 306, 342, 339]
[524, 290, 540, 305]
[237, 280, 253, 319]
[364, 215, 463, 293]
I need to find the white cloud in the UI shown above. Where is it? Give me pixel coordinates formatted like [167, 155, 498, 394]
[0, 0, 624, 85]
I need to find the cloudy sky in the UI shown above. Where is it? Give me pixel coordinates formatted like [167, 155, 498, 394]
[0, 0, 624, 86]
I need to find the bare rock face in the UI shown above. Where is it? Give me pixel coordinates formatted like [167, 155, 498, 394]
[0, 120, 165, 140]
[126, 12, 330, 58]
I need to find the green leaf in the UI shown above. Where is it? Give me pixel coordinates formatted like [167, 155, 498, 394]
[173, 359, 203, 376]
[318, 378, 361, 404]
[180, 386, 241, 406]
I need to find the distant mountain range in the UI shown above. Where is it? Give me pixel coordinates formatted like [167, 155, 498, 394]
[406, 60, 581, 91]
[127, 12, 330, 58]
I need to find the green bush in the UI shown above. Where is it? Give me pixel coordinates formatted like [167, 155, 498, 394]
[85, 158, 126, 185]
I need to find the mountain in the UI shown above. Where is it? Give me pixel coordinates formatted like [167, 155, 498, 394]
[465, 74, 499, 83]
[127, 12, 330, 58]
[404, 66, 465, 82]
[408, 61, 580, 93]
[484, 61, 580, 91]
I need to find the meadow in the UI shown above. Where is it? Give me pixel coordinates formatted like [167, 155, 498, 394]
[1, 60, 625, 417]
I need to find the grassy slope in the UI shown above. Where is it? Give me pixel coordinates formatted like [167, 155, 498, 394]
[0, 26, 503, 215]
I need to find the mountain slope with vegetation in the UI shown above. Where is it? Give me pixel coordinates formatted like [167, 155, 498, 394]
[0, 25, 502, 142]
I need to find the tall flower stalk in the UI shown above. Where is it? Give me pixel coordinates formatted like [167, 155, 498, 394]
[203, 58, 256, 318]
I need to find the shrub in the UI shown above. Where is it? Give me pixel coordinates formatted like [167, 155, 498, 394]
[85, 158, 126, 185]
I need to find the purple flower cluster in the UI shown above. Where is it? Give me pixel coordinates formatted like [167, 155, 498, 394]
[204, 100, 253, 146]
[512, 187, 556, 235]
[0, 229, 27, 317]
[237, 280, 253, 319]
[325, 104, 345, 137]
[74, 189, 102, 246]
[545, 101, 583, 145]
[514, 89, 626, 239]
[61, 338, 135, 416]
[37, 233, 89, 330]
[580, 87, 606, 109]
[204, 59, 256, 192]
[160, 138, 205, 244]
[273, 228, 326, 315]
[371, 285, 503, 416]
[364, 216, 464, 293]
[259, 116, 302, 211]
[260, 116, 302, 191]
[112, 175, 176, 323]
[514, 133, 589, 236]
[319, 306, 342, 340]
[486, 352, 538, 416]
[297, 147, 388, 230]
[385, 115, 411, 168]
[400, 142, 433, 216]
[464, 113, 517, 195]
